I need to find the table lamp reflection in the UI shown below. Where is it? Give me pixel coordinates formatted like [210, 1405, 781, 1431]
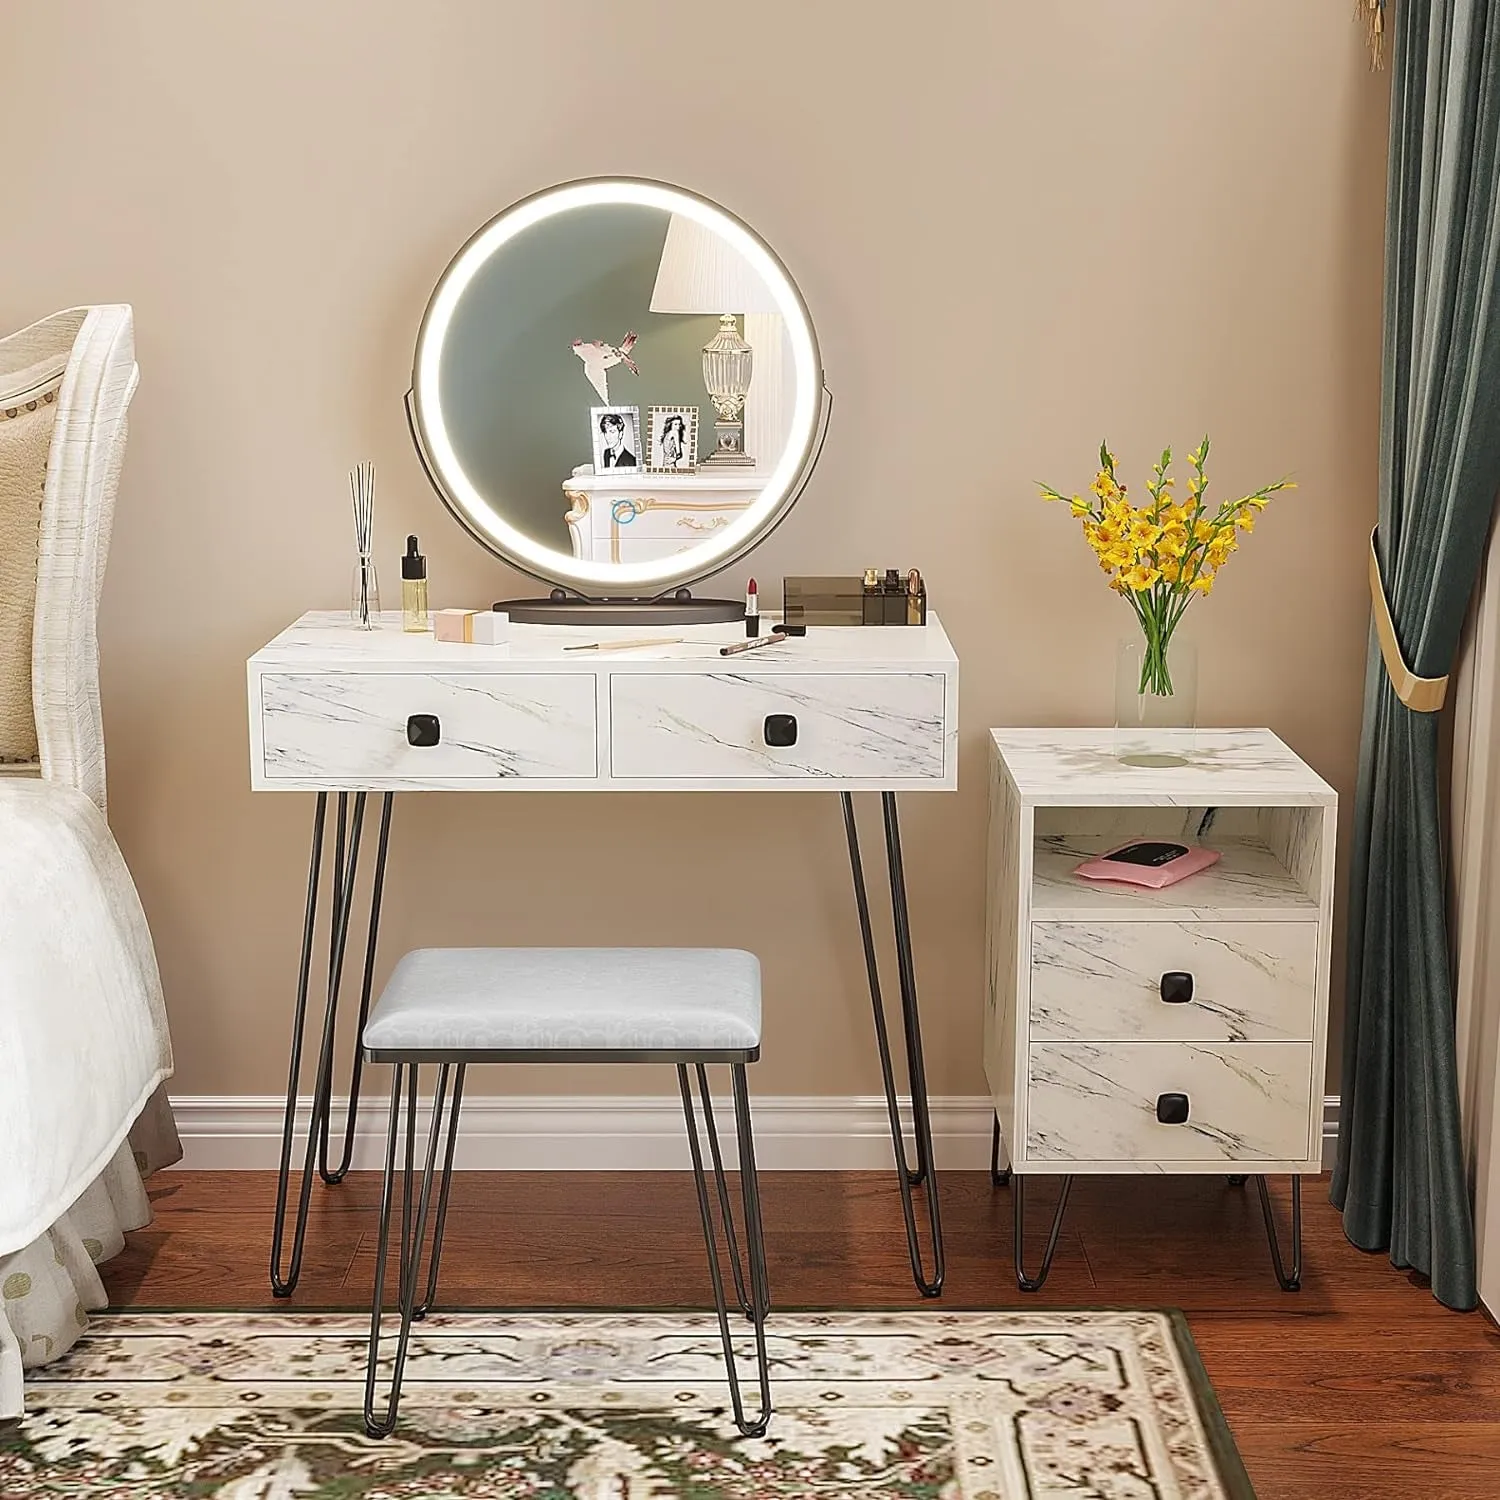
[650, 215, 779, 467]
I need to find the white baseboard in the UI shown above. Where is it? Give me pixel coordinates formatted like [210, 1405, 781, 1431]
[169, 1093, 1342, 1173]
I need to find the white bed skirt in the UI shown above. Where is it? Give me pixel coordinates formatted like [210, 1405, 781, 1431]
[0, 1141, 148, 1417]
[0, 776, 177, 1418]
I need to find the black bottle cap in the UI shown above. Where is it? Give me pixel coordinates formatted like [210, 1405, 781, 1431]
[402, 535, 425, 580]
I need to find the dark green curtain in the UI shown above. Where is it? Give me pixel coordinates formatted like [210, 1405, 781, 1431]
[1332, 0, 1500, 1311]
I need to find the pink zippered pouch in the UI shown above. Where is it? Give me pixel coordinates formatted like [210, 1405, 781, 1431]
[1073, 841, 1222, 889]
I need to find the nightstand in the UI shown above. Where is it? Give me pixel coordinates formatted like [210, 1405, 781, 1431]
[984, 729, 1337, 1291]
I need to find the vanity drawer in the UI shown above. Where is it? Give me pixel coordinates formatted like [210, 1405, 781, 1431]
[1025, 1041, 1316, 1165]
[259, 673, 597, 782]
[1029, 921, 1317, 1043]
[609, 672, 947, 781]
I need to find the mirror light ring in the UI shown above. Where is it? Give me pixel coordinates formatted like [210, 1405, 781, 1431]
[409, 177, 824, 595]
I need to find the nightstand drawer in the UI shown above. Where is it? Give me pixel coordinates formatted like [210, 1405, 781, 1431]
[609, 672, 947, 780]
[1030, 921, 1317, 1043]
[1026, 1041, 1316, 1164]
[260, 673, 598, 782]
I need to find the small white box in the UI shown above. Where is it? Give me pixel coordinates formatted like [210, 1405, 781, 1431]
[470, 610, 510, 645]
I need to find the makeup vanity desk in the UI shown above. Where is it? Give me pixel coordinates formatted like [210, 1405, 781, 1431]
[249, 610, 959, 1298]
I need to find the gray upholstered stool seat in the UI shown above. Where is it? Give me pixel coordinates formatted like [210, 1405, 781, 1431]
[363, 947, 761, 1061]
[360, 944, 772, 1442]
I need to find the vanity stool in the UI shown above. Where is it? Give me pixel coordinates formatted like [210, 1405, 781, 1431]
[359, 946, 771, 1440]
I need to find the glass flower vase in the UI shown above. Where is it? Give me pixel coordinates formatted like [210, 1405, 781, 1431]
[1114, 633, 1198, 766]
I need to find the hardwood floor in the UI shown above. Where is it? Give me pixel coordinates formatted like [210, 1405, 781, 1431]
[104, 1168, 1500, 1498]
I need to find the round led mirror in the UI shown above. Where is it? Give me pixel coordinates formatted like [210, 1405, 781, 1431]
[407, 178, 828, 622]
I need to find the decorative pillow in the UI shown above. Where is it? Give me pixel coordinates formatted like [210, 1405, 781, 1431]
[0, 378, 58, 764]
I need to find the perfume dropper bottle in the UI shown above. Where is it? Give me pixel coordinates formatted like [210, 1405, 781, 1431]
[402, 535, 429, 632]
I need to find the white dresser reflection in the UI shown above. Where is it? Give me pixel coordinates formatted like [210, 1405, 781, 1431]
[562, 467, 765, 565]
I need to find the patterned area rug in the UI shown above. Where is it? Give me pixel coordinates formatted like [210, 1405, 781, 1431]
[1, 1309, 1250, 1498]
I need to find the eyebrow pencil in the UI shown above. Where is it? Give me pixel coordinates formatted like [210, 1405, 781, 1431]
[720, 630, 789, 657]
[563, 637, 688, 652]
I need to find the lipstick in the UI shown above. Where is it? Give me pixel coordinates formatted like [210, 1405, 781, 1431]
[745, 577, 761, 637]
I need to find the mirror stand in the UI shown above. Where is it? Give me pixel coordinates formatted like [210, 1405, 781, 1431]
[493, 588, 745, 626]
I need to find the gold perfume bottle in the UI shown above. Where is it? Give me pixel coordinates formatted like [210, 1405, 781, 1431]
[401, 535, 429, 632]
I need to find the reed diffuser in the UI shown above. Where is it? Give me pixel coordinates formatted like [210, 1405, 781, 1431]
[349, 461, 380, 629]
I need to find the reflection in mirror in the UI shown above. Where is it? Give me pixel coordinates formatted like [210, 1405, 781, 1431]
[409, 180, 823, 602]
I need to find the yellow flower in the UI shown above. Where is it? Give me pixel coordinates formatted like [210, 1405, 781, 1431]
[1108, 572, 1131, 594]
[1158, 558, 1184, 584]
[1160, 503, 1191, 528]
[1248, 494, 1270, 510]
[1190, 573, 1215, 595]
[1103, 542, 1136, 570]
[1193, 519, 1216, 543]
[1126, 516, 1162, 549]
[1093, 518, 1122, 546]
[1070, 495, 1091, 518]
[1235, 510, 1256, 532]
[1123, 563, 1160, 591]
[1091, 472, 1118, 500]
[1157, 526, 1189, 561]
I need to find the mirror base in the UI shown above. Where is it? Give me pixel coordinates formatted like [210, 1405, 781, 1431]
[494, 593, 746, 626]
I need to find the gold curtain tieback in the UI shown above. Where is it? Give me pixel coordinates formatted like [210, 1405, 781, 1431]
[1369, 526, 1448, 712]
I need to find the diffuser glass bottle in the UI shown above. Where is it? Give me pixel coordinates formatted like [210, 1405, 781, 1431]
[402, 535, 429, 632]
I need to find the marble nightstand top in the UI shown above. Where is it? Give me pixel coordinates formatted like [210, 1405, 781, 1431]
[989, 729, 1336, 807]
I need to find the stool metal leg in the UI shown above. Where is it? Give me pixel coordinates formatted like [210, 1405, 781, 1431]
[270, 792, 366, 1296]
[1255, 1174, 1303, 1291]
[679, 1064, 771, 1438]
[841, 791, 945, 1297]
[1014, 1174, 1073, 1293]
[364, 1062, 464, 1439]
[414, 1064, 466, 1320]
[693, 1063, 752, 1317]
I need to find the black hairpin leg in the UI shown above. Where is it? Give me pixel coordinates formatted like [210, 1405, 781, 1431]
[1255, 1174, 1302, 1291]
[679, 1064, 772, 1438]
[269, 790, 395, 1298]
[990, 1114, 1011, 1186]
[1014, 1174, 1073, 1293]
[841, 791, 944, 1297]
[693, 1063, 754, 1317]
[364, 1061, 466, 1438]
[320, 793, 395, 1184]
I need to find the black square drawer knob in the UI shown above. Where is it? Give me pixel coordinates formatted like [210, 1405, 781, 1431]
[1156, 1092, 1191, 1125]
[406, 713, 441, 747]
[1159, 971, 1195, 1004]
[763, 713, 798, 747]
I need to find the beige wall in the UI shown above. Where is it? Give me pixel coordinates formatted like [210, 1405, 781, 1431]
[1, 2, 1388, 1100]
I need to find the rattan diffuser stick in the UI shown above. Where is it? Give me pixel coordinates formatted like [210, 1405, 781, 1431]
[350, 461, 378, 628]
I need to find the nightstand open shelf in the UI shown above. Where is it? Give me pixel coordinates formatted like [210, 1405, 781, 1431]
[984, 729, 1337, 1293]
[1031, 831, 1319, 923]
